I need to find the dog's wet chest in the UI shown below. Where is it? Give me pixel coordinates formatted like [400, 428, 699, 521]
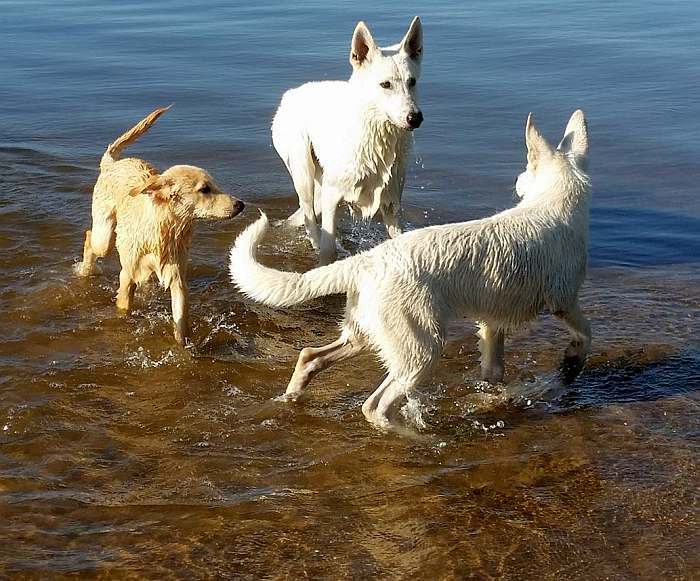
[133, 253, 187, 288]
[121, 219, 192, 287]
[339, 126, 407, 218]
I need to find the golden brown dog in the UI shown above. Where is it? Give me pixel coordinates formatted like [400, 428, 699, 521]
[77, 106, 244, 344]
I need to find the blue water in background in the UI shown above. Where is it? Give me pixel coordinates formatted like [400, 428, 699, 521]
[1, 0, 699, 267]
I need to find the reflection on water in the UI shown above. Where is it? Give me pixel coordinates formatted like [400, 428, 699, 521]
[2, 178, 698, 576]
[1, 0, 699, 577]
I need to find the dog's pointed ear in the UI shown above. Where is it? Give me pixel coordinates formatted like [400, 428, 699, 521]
[557, 109, 589, 168]
[350, 21, 379, 68]
[400, 16, 423, 61]
[128, 174, 172, 202]
[525, 113, 553, 167]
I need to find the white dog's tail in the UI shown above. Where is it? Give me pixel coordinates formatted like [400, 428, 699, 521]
[100, 105, 172, 171]
[230, 213, 358, 307]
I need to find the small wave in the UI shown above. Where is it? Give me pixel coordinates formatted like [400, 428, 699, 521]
[125, 346, 178, 369]
[470, 418, 507, 435]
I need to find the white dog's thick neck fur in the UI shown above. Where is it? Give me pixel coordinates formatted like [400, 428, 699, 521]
[272, 17, 423, 265]
[232, 111, 591, 428]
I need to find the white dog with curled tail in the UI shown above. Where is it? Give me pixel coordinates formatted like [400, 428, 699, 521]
[272, 17, 423, 265]
[231, 111, 592, 429]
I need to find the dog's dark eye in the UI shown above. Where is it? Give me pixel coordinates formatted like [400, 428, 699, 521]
[380, 81, 392, 89]
[200, 184, 211, 194]
[408, 77, 416, 88]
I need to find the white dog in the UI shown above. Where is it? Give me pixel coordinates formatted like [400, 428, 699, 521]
[271, 17, 423, 265]
[231, 111, 591, 428]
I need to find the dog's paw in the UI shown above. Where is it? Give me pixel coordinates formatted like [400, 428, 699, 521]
[560, 354, 585, 384]
[274, 391, 300, 403]
[360, 407, 393, 431]
[480, 367, 505, 385]
[386, 224, 403, 239]
[74, 261, 101, 277]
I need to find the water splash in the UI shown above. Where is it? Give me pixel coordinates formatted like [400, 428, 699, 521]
[125, 346, 178, 369]
[411, 133, 425, 170]
[400, 395, 429, 430]
[471, 418, 507, 435]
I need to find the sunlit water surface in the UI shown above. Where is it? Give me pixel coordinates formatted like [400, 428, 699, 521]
[1, 1, 699, 578]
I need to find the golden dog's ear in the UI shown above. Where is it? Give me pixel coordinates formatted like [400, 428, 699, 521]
[128, 174, 172, 202]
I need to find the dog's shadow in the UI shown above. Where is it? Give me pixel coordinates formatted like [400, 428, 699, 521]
[478, 344, 698, 415]
[548, 345, 700, 411]
[423, 344, 699, 439]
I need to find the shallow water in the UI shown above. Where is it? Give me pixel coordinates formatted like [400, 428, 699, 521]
[1, 1, 699, 578]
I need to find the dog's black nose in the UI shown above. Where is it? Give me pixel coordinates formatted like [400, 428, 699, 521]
[233, 199, 245, 216]
[407, 110, 423, 129]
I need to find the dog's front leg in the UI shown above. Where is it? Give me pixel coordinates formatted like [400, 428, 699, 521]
[318, 185, 343, 265]
[116, 268, 136, 312]
[170, 274, 190, 345]
[284, 335, 365, 400]
[381, 206, 403, 239]
[78, 212, 115, 277]
[477, 323, 505, 383]
[299, 197, 321, 251]
[362, 375, 396, 426]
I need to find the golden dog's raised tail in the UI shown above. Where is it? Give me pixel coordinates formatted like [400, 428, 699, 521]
[100, 105, 172, 170]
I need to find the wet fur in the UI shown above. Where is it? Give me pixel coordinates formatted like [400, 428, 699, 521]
[272, 17, 423, 265]
[230, 111, 592, 428]
[77, 106, 244, 344]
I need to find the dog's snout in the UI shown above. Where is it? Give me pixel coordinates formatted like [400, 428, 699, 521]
[407, 111, 423, 129]
[231, 199, 245, 217]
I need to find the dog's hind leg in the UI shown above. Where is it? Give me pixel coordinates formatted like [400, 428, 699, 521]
[312, 171, 323, 219]
[374, 377, 411, 426]
[280, 142, 321, 250]
[373, 361, 436, 427]
[77, 229, 97, 276]
[286, 208, 305, 227]
[361, 374, 398, 425]
[359, 295, 444, 426]
[555, 303, 591, 378]
[477, 323, 505, 383]
[362, 368, 431, 429]
[287, 170, 323, 230]
[363, 327, 441, 427]
[284, 333, 366, 401]
[77, 206, 115, 277]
